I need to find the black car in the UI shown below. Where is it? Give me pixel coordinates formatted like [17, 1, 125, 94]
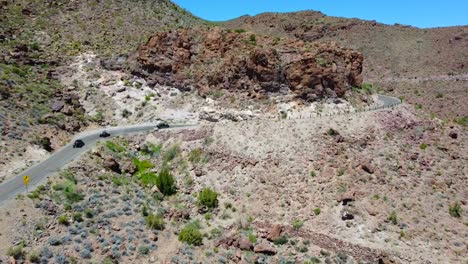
[73, 139, 85, 148]
[99, 131, 111, 138]
[157, 122, 170, 129]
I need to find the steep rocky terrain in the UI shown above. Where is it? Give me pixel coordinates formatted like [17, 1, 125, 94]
[223, 11, 468, 121]
[133, 28, 364, 101]
[0, 0, 203, 182]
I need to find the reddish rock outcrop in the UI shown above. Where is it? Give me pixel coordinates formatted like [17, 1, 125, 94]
[134, 27, 363, 101]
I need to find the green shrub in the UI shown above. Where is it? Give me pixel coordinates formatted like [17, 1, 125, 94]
[122, 109, 132, 118]
[360, 83, 373, 93]
[449, 202, 462, 218]
[138, 245, 149, 255]
[141, 143, 162, 157]
[188, 148, 202, 163]
[292, 220, 303, 230]
[145, 214, 165, 230]
[156, 168, 176, 195]
[58, 215, 69, 225]
[273, 234, 289, 245]
[313, 208, 321, 215]
[178, 223, 203, 246]
[248, 233, 257, 244]
[310, 171, 316, 177]
[234, 29, 246, 33]
[419, 143, 428, 150]
[28, 251, 39, 262]
[84, 208, 94, 218]
[163, 144, 180, 162]
[7, 244, 24, 259]
[111, 175, 129, 186]
[389, 211, 398, 225]
[198, 188, 218, 209]
[249, 34, 257, 44]
[63, 184, 84, 203]
[454, 116, 468, 127]
[105, 141, 126, 153]
[73, 212, 83, 222]
[133, 158, 154, 173]
[139, 172, 158, 187]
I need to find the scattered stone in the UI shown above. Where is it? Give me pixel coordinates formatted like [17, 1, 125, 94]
[194, 168, 203, 177]
[121, 161, 137, 175]
[361, 161, 375, 174]
[51, 101, 64, 112]
[104, 156, 121, 173]
[449, 131, 458, 139]
[266, 224, 282, 242]
[238, 236, 253, 251]
[254, 242, 277, 255]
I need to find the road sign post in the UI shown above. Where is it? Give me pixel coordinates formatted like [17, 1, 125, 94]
[23, 175, 30, 193]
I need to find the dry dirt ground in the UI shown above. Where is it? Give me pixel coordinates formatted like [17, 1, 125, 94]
[0, 101, 465, 263]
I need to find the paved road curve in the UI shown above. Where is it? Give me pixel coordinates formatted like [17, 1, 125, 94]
[0, 123, 196, 206]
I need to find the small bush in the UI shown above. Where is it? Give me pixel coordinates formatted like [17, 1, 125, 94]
[419, 143, 428, 150]
[73, 212, 83, 222]
[145, 214, 165, 230]
[133, 158, 154, 172]
[188, 148, 202, 163]
[84, 208, 94, 218]
[58, 215, 69, 225]
[198, 188, 218, 209]
[292, 220, 303, 230]
[155, 168, 177, 195]
[7, 244, 24, 259]
[273, 234, 288, 245]
[234, 29, 246, 33]
[449, 202, 462, 218]
[310, 171, 316, 177]
[28, 251, 40, 262]
[313, 208, 321, 215]
[249, 34, 257, 44]
[248, 233, 257, 244]
[178, 223, 203, 246]
[139, 172, 158, 187]
[111, 175, 129, 186]
[141, 143, 162, 157]
[122, 109, 132, 118]
[105, 141, 126, 153]
[138, 245, 149, 255]
[389, 211, 398, 225]
[163, 144, 180, 162]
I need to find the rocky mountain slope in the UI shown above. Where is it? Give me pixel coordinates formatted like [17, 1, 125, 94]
[222, 11, 468, 120]
[132, 27, 364, 101]
[0, 0, 203, 182]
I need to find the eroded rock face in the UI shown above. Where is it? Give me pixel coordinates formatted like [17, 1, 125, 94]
[133, 28, 363, 101]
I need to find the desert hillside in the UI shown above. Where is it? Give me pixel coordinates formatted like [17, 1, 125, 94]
[223, 11, 468, 121]
[0, 2, 466, 264]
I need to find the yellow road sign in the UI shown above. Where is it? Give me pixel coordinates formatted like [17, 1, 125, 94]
[23, 175, 30, 186]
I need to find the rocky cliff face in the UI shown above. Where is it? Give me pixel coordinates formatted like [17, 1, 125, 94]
[134, 28, 363, 101]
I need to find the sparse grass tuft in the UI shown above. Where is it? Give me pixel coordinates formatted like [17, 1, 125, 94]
[145, 214, 165, 230]
[449, 202, 462, 218]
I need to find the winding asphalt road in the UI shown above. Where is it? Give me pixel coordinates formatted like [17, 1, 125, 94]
[0, 123, 196, 206]
[0, 94, 401, 206]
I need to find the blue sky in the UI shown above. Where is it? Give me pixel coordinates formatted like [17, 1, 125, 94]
[172, 0, 468, 28]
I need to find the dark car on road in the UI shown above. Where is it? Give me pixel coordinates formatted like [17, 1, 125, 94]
[157, 122, 170, 129]
[99, 131, 111, 138]
[73, 139, 85, 148]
